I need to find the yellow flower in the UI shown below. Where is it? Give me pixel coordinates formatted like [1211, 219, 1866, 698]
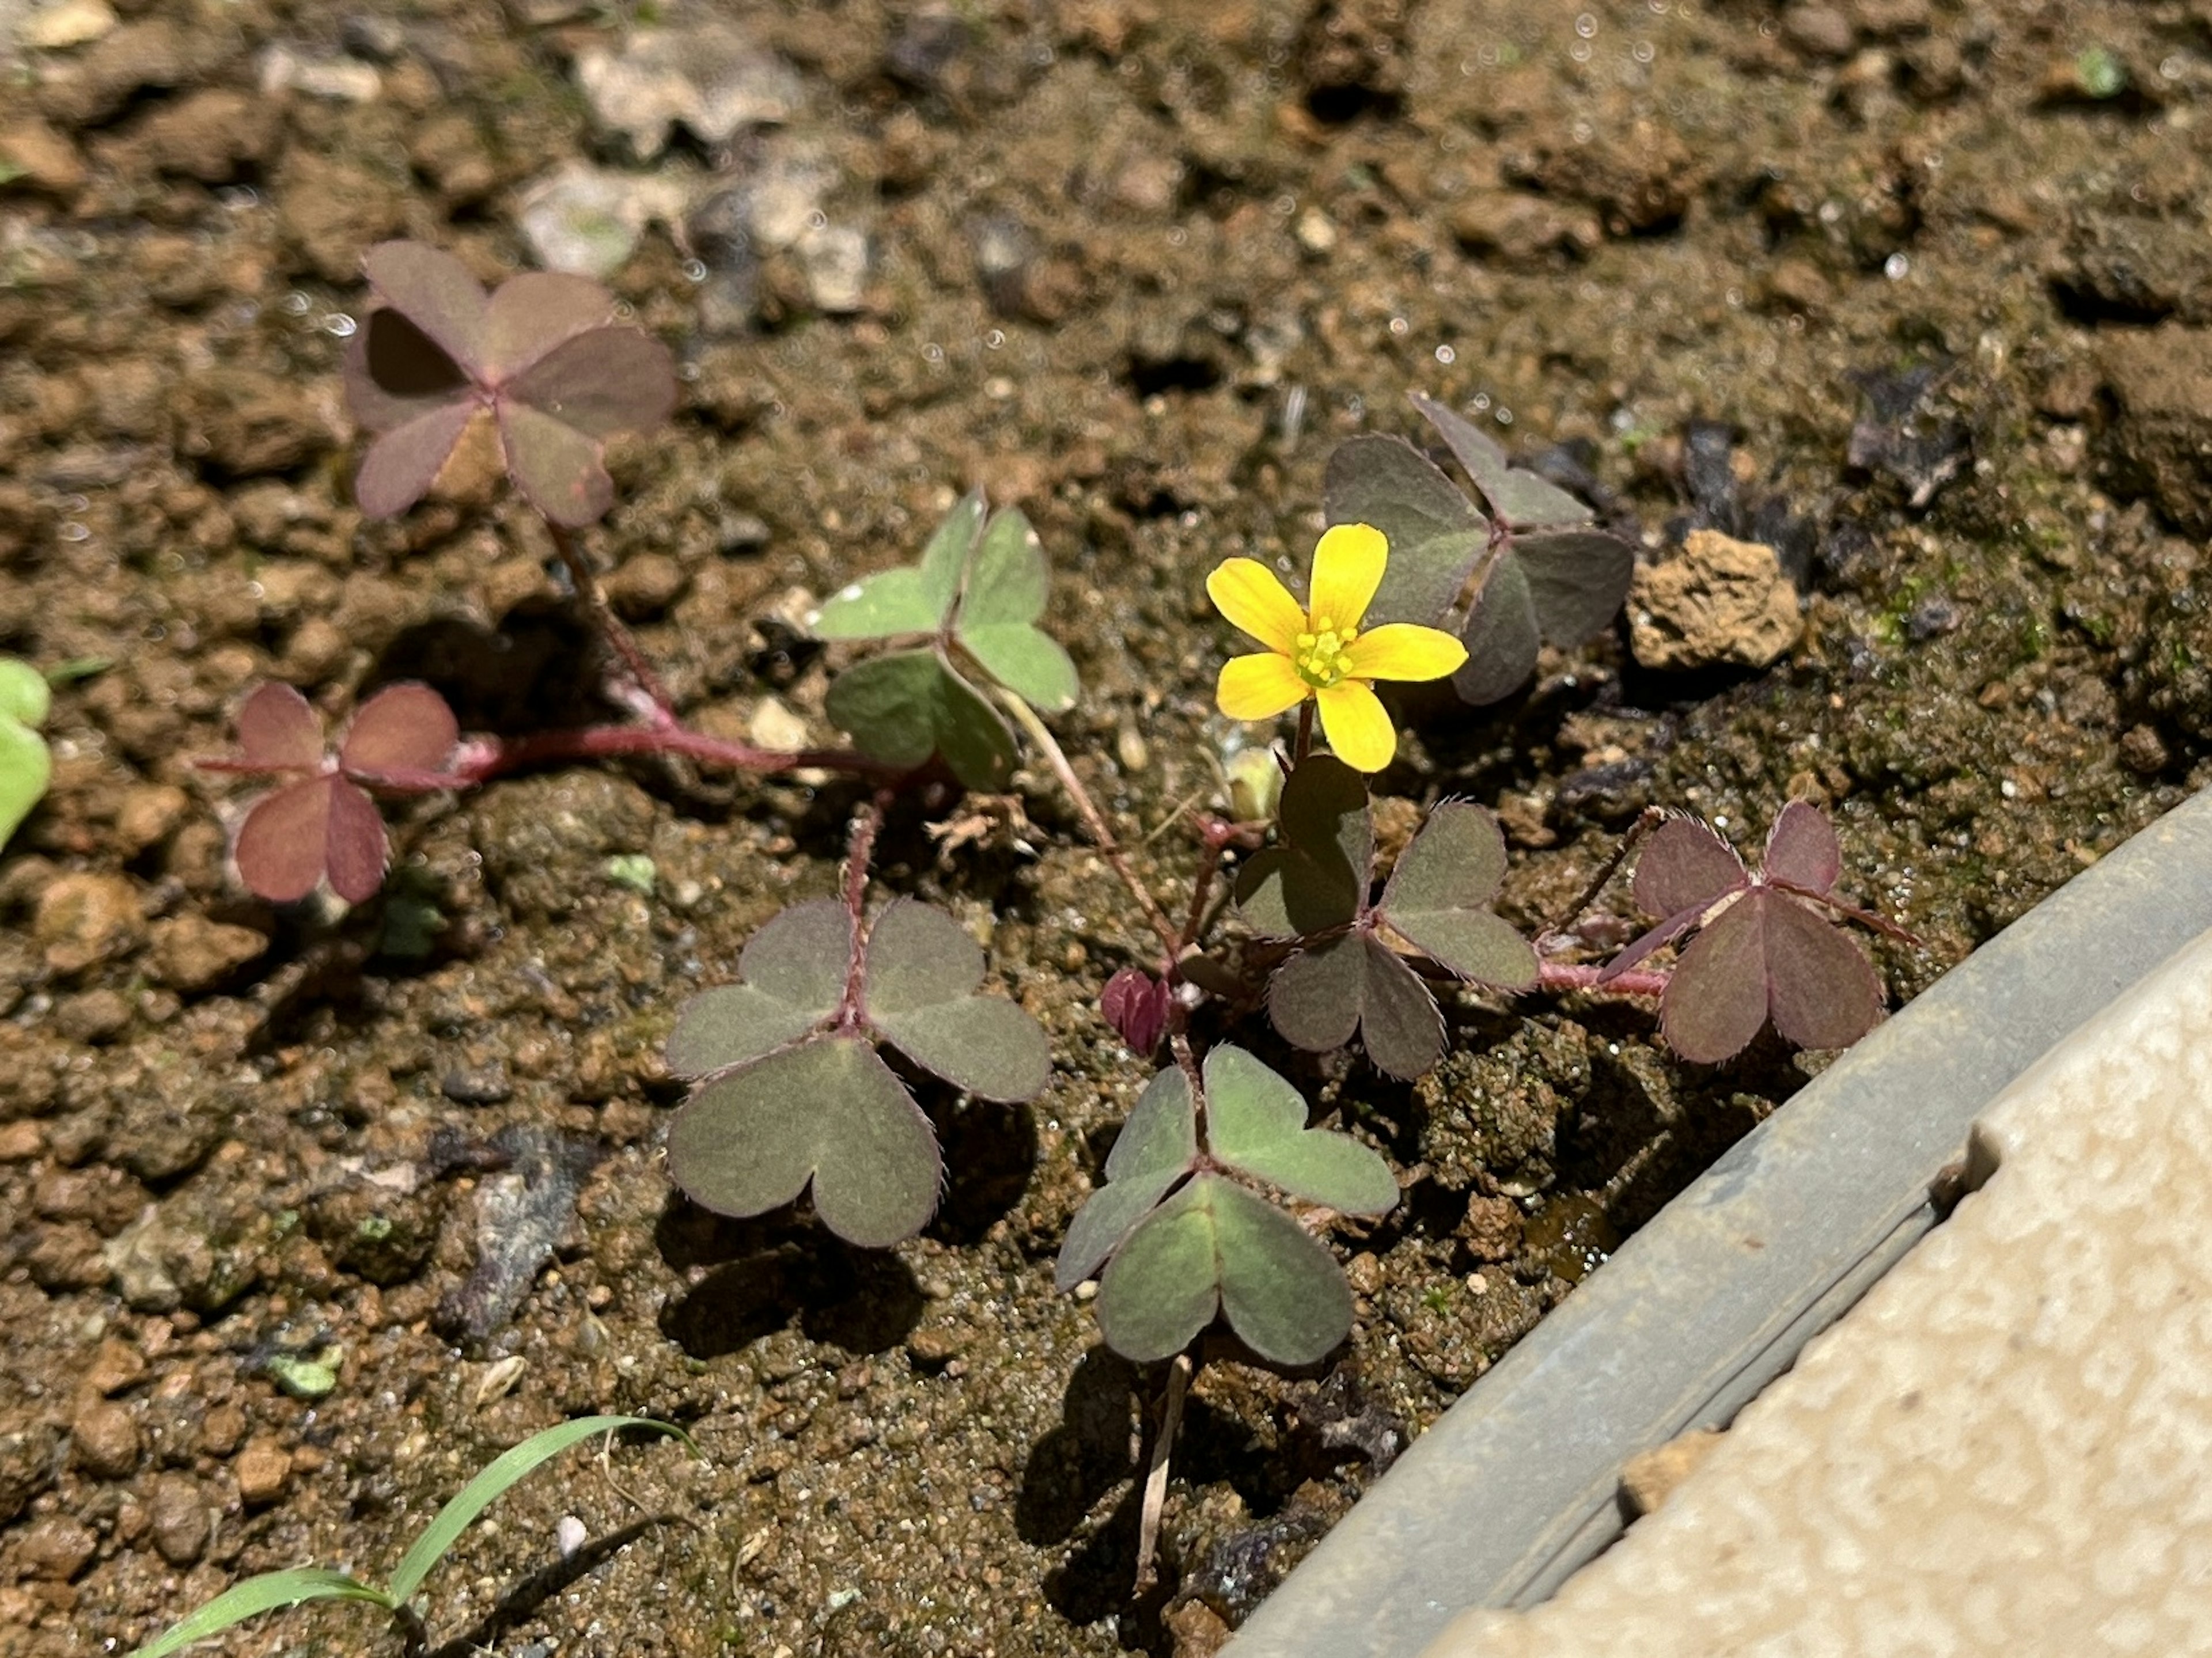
[1207, 523, 1469, 773]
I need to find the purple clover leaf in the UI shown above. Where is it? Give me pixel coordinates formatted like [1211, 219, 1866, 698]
[1600, 801, 1906, 1064]
[229, 682, 459, 904]
[343, 241, 677, 528]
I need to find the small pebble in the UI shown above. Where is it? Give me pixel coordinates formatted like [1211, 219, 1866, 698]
[85, 1335, 148, 1406]
[147, 1473, 209, 1566]
[17, 1516, 96, 1581]
[233, 1436, 292, 1506]
[70, 1401, 141, 1478]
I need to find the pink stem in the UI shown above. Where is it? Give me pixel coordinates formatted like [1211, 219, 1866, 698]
[1537, 961, 1669, 1000]
[547, 522, 678, 728]
[336, 720, 907, 792]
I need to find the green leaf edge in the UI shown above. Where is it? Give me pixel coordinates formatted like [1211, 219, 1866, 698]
[125, 1569, 394, 1658]
[386, 1416, 694, 1605]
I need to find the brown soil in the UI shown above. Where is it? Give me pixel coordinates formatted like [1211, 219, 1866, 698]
[2, 2, 2206, 1655]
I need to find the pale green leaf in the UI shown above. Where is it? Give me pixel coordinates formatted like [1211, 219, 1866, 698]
[126, 1568, 391, 1658]
[1095, 1173, 1357, 1366]
[862, 900, 1049, 1100]
[810, 568, 948, 641]
[665, 1036, 941, 1248]
[1055, 1065, 1198, 1289]
[1202, 1045, 1397, 1214]
[387, 1417, 692, 1607]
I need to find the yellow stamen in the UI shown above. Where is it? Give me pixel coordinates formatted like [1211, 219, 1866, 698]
[1295, 621, 1359, 689]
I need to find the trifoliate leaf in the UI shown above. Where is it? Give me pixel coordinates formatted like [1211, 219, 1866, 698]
[862, 899, 1050, 1101]
[665, 1035, 942, 1249]
[956, 509, 1079, 711]
[1322, 434, 1489, 627]
[1054, 1064, 1198, 1291]
[823, 648, 1018, 789]
[1453, 550, 1544, 706]
[1235, 754, 1371, 938]
[665, 899, 851, 1078]
[1377, 803, 1538, 989]
[810, 491, 983, 641]
[1266, 932, 1446, 1079]
[1517, 528, 1635, 650]
[1354, 942, 1449, 1081]
[338, 684, 460, 776]
[1411, 392, 1594, 530]
[1096, 1173, 1355, 1365]
[1200, 1045, 1397, 1215]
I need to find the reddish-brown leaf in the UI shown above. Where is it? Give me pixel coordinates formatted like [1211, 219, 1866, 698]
[354, 401, 477, 520]
[234, 682, 324, 771]
[484, 272, 618, 378]
[498, 401, 612, 528]
[323, 779, 389, 903]
[1763, 895, 1885, 1051]
[1763, 799, 1842, 894]
[234, 776, 338, 902]
[1633, 815, 1746, 919]
[340, 684, 459, 776]
[505, 327, 678, 437]
[343, 309, 472, 434]
[362, 241, 489, 375]
[1657, 894, 1768, 1064]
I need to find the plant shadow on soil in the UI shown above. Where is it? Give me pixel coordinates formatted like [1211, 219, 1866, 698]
[422, 1513, 680, 1658]
[656, 1200, 927, 1356]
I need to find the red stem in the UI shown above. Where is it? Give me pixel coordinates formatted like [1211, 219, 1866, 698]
[1537, 961, 1668, 999]
[834, 792, 892, 1026]
[547, 522, 677, 728]
[336, 720, 906, 793]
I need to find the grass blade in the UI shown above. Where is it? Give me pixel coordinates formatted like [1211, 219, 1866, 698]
[387, 1416, 692, 1608]
[127, 1567, 392, 1658]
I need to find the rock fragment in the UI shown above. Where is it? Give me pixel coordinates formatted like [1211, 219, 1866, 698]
[1630, 530, 1801, 672]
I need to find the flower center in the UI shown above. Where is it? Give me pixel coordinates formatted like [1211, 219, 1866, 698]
[1293, 615, 1358, 689]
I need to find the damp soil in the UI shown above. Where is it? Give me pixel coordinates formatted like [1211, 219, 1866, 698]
[3, 2, 2210, 1655]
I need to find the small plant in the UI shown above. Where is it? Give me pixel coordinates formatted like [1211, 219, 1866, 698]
[1323, 392, 1634, 704]
[812, 488, 1080, 788]
[663, 808, 1051, 1247]
[344, 241, 677, 526]
[217, 682, 460, 903]
[0, 656, 52, 849]
[1055, 1044, 1399, 1365]
[1599, 801, 1913, 1063]
[126, 1416, 691, 1658]
[167, 235, 1925, 1619]
[1236, 755, 1537, 1080]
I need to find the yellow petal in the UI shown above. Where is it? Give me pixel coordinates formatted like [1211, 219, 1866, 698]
[1315, 680, 1396, 772]
[1344, 623, 1468, 684]
[1206, 559, 1305, 654]
[1218, 652, 1311, 721]
[1308, 522, 1388, 632]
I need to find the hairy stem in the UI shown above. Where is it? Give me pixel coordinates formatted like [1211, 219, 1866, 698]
[1544, 805, 1664, 939]
[1293, 699, 1313, 764]
[547, 522, 677, 728]
[342, 720, 907, 793]
[835, 791, 892, 1025]
[995, 689, 1181, 965]
[1537, 961, 1668, 999]
[1134, 1352, 1192, 1596]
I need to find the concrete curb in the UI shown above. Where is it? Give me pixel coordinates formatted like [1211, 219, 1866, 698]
[1228, 787, 2212, 1657]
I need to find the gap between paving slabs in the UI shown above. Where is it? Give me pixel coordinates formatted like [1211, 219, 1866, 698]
[1227, 784, 2212, 1658]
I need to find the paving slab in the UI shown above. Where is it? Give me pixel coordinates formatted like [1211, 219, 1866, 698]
[1425, 920, 2212, 1656]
